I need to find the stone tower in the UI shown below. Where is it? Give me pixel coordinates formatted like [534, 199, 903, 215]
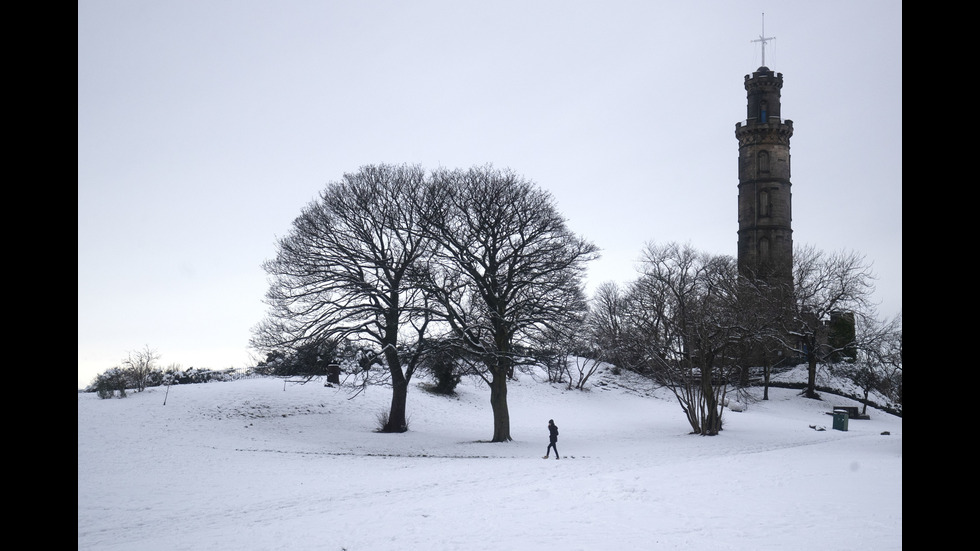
[735, 66, 793, 292]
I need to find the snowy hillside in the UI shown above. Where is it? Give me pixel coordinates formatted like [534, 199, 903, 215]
[77, 366, 902, 550]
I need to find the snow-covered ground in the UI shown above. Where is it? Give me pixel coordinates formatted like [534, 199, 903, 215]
[77, 365, 902, 550]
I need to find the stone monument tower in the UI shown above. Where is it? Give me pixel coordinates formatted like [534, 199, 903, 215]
[734, 58, 793, 292]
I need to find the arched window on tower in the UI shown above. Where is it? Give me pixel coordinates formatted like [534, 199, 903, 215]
[759, 237, 771, 264]
[758, 151, 770, 174]
[759, 189, 771, 217]
[760, 100, 768, 123]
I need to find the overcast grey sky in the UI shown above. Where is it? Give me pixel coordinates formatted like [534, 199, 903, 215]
[78, 0, 902, 388]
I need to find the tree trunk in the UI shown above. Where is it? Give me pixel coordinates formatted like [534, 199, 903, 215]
[701, 373, 721, 436]
[489, 369, 511, 442]
[382, 345, 409, 433]
[763, 365, 771, 400]
[805, 353, 819, 399]
[384, 378, 409, 432]
[738, 364, 750, 387]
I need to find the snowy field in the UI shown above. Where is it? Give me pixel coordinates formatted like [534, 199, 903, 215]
[77, 366, 902, 550]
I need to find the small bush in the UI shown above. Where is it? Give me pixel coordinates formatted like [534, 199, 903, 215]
[375, 410, 389, 431]
[92, 367, 129, 399]
[422, 346, 462, 395]
[375, 410, 410, 432]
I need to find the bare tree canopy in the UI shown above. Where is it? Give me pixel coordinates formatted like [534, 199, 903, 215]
[834, 311, 903, 413]
[253, 164, 597, 439]
[252, 164, 435, 432]
[585, 281, 630, 370]
[785, 245, 878, 399]
[621, 242, 742, 435]
[123, 345, 161, 392]
[419, 165, 598, 441]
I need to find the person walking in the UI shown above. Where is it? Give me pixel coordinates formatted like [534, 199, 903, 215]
[543, 419, 560, 460]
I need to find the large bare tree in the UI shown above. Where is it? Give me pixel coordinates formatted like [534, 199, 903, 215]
[623, 242, 743, 435]
[418, 165, 598, 442]
[252, 164, 435, 432]
[782, 245, 877, 399]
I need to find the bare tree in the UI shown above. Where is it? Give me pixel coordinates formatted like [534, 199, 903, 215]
[536, 307, 600, 389]
[841, 311, 903, 413]
[780, 245, 877, 399]
[623, 243, 743, 435]
[586, 281, 632, 373]
[537, 322, 575, 385]
[419, 165, 598, 442]
[730, 274, 795, 400]
[252, 164, 435, 433]
[538, 281, 632, 390]
[123, 345, 161, 392]
[878, 313, 902, 406]
[569, 355, 603, 391]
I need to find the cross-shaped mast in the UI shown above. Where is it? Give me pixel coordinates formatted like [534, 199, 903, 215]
[751, 12, 775, 67]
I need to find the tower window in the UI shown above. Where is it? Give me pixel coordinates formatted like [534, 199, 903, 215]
[758, 151, 770, 174]
[759, 189, 771, 217]
[760, 100, 768, 122]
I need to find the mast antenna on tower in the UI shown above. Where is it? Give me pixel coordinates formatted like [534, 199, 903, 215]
[751, 12, 775, 67]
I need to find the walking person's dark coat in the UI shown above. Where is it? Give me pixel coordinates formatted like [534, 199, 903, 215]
[544, 419, 560, 460]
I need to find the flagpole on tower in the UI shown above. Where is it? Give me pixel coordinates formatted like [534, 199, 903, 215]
[751, 12, 775, 67]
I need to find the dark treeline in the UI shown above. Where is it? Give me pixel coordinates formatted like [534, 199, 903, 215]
[249, 163, 902, 438]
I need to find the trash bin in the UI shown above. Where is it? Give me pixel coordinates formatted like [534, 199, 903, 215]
[832, 410, 849, 431]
